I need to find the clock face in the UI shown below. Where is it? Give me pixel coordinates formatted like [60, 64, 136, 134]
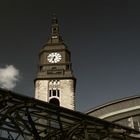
[47, 52, 62, 63]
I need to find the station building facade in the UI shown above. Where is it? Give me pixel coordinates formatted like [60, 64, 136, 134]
[87, 95, 140, 131]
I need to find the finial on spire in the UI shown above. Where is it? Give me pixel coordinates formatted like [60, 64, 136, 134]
[52, 14, 58, 25]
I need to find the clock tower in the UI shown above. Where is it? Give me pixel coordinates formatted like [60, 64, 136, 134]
[34, 15, 76, 110]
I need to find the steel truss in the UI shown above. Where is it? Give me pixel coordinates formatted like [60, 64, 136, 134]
[0, 88, 140, 140]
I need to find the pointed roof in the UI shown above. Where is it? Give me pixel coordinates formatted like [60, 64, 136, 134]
[47, 14, 64, 45]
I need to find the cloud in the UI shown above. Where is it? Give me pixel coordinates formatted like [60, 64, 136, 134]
[0, 65, 20, 90]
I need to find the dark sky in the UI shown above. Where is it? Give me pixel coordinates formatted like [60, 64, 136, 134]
[0, 0, 140, 112]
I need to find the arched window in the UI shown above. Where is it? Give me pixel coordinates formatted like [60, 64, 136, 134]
[49, 98, 60, 106]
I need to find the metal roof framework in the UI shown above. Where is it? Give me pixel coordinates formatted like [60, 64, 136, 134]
[0, 88, 140, 140]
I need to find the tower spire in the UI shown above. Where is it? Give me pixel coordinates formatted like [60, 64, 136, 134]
[47, 14, 63, 44]
[51, 14, 59, 35]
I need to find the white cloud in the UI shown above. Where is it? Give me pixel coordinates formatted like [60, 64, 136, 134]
[0, 65, 20, 90]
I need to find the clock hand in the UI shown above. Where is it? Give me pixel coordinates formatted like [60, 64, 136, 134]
[52, 56, 55, 61]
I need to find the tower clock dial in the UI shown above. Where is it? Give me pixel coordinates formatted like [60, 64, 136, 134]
[47, 52, 62, 63]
